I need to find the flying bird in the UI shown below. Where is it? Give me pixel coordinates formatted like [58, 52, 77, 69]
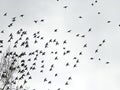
[34, 20, 38, 23]
[106, 62, 110, 64]
[67, 30, 71, 33]
[107, 21, 111, 23]
[79, 16, 82, 18]
[64, 6, 68, 8]
[3, 12, 7, 16]
[20, 14, 24, 17]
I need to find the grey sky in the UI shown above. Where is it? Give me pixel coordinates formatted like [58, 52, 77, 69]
[0, 0, 120, 90]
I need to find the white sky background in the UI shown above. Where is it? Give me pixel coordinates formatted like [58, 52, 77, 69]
[0, 0, 120, 90]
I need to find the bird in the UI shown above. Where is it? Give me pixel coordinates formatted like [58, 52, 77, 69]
[65, 81, 69, 85]
[55, 73, 58, 77]
[107, 21, 111, 23]
[12, 19, 16, 22]
[49, 68, 52, 71]
[20, 85, 23, 89]
[95, 49, 98, 53]
[34, 20, 38, 23]
[73, 57, 77, 59]
[34, 40, 38, 43]
[79, 52, 82, 55]
[33, 62, 36, 65]
[98, 58, 101, 61]
[90, 57, 94, 60]
[88, 28, 92, 32]
[40, 70, 43, 73]
[29, 76, 32, 79]
[56, 42, 60, 46]
[95, 0, 98, 3]
[55, 51, 58, 54]
[40, 19, 44, 22]
[57, 88, 60, 90]
[68, 77, 72, 80]
[83, 44, 87, 48]
[99, 44, 102, 46]
[73, 64, 77, 68]
[49, 39, 52, 42]
[40, 37, 44, 40]
[106, 62, 110, 64]
[42, 52, 45, 55]
[1, 30, 4, 33]
[48, 81, 52, 84]
[63, 47, 66, 49]
[54, 29, 57, 32]
[55, 56, 58, 60]
[24, 80, 27, 84]
[44, 78, 47, 82]
[119, 24, 120, 27]
[12, 17, 16, 20]
[27, 72, 30, 75]
[3, 13, 7, 16]
[51, 64, 54, 68]
[102, 39, 106, 43]
[0, 40, 3, 43]
[15, 77, 18, 80]
[41, 65, 44, 68]
[63, 6, 68, 8]
[76, 34, 80, 37]
[53, 39, 56, 42]
[98, 12, 100, 14]
[66, 50, 70, 53]
[37, 31, 40, 34]
[28, 58, 31, 61]
[0, 45, 3, 48]
[76, 59, 79, 63]
[20, 14, 24, 17]
[81, 35, 85, 38]
[66, 62, 69, 66]
[0, 50, 2, 53]
[79, 16, 82, 18]
[41, 60, 44, 63]
[63, 40, 67, 44]
[91, 3, 94, 6]
[67, 30, 71, 33]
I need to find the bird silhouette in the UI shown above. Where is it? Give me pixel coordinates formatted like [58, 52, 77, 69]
[107, 21, 111, 23]
[106, 62, 110, 64]
[55, 73, 58, 77]
[44, 78, 47, 82]
[98, 12, 100, 14]
[54, 29, 57, 32]
[34, 20, 38, 23]
[48, 81, 52, 84]
[3, 12, 7, 16]
[91, 3, 94, 6]
[76, 34, 80, 37]
[40, 19, 44, 22]
[68, 77, 72, 80]
[67, 30, 71, 33]
[88, 28, 92, 32]
[65, 81, 69, 85]
[79, 16, 82, 18]
[20, 14, 24, 17]
[63, 6, 68, 8]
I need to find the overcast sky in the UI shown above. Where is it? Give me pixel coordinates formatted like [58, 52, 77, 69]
[0, 0, 120, 90]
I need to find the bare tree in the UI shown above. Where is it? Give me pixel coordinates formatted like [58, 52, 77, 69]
[0, 47, 18, 90]
[0, 46, 29, 90]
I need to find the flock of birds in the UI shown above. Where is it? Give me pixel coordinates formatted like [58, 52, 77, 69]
[0, 0, 114, 90]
